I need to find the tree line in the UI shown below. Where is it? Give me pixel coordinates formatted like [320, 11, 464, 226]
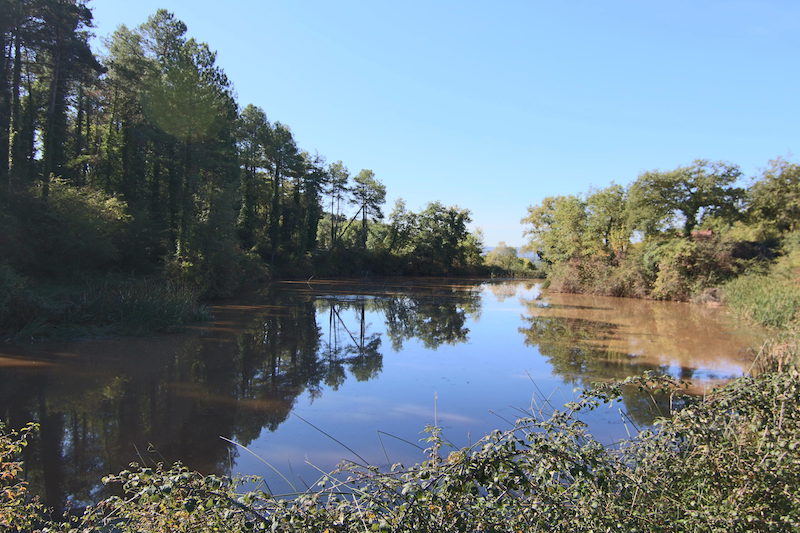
[522, 157, 800, 300]
[0, 1, 486, 304]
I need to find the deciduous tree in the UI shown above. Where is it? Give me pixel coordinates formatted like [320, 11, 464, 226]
[628, 160, 743, 237]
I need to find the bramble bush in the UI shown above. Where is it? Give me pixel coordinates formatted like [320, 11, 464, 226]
[0, 423, 44, 532]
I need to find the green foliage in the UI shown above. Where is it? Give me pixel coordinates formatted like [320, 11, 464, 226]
[547, 254, 652, 298]
[724, 274, 800, 329]
[484, 242, 534, 276]
[402, 202, 484, 275]
[313, 204, 486, 278]
[63, 278, 209, 335]
[521, 185, 631, 269]
[541, 234, 740, 302]
[44, 180, 131, 272]
[748, 158, 800, 234]
[350, 169, 386, 249]
[80, 466, 267, 532]
[2, 1, 494, 314]
[0, 422, 43, 532]
[628, 160, 744, 237]
[585, 183, 632, 257]
[520, 158, 800, 303]
[648, 236, 737, 300]
[9, 370, 799, 531]
[522, 194, 589, 264]
[1, 184, 130, 278]
[723, 233, 800, 329]
[0, 265, 40, 334]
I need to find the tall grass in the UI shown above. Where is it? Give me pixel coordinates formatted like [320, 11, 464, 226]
[723, 273, 800, 329]
[751, 336, 800, 374]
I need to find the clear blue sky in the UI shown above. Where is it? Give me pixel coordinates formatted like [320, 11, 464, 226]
[90, 0, 799, 247]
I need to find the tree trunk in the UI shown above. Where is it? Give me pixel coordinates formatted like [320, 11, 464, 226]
[150, 142, 162, 223]
[23, 72, 36, 185]
[0, 34, 11, 195]
[73, 84, 84, 183]
[9, 31, 24, 189]
[330, 192, 336, 248]
[682, 207, 698, 237]
[167, 142, 180, 253]
[269, 159, 282, 264]
[177, 139, 192, 257]
[361, 203, 368, 249]
[43, 38, 65, 201]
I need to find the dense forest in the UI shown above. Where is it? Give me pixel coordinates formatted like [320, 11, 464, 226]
[0, 1, 497, 339]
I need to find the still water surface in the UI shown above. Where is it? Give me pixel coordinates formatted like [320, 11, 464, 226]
[0, 279, 764, 511]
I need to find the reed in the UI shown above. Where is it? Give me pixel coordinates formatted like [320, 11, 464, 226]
[723, 273, 800, 329]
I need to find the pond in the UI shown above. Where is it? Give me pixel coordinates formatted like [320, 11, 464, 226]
[0, 279, 765, 512]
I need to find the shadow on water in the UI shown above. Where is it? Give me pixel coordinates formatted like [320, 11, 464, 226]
[0, 279, 763, 512]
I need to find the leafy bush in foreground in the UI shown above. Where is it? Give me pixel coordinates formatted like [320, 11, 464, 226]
[2, 370, 791, 532]
[0, 423, 44, 532]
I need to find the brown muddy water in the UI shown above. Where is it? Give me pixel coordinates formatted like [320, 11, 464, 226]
[0, 279, 765, 511]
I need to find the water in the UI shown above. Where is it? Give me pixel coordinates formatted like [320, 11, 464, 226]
[0, 279, 764, 510]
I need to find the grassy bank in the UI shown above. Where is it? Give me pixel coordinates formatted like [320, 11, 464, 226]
[724, 274, 800, 328]
[722, 236, 800, 330]
[2, 364, 798, 532]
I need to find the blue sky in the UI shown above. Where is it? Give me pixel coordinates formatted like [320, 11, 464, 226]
[90, 1, 800, 247]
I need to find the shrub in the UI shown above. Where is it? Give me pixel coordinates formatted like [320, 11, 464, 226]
[0, 422, 44, 532]
[1, 184, 130, 279]
[547, 254, 650, 298]
[647, 237, 736, 300]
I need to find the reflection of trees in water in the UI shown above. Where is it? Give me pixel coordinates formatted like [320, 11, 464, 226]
[316, 297, 384, 386]
[518, 314, 688, 427]
[515, 289, 757, 428]
[0, 293, 328, 511]
[373, 291, 481, 351]
[0, 284, 484, 511]
[524, 291, 759, 369]
[487, 280, 536, 302]
[313, 283, 482, 353]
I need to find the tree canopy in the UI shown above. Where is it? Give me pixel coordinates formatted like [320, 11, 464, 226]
[627, 160, 744, 237]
